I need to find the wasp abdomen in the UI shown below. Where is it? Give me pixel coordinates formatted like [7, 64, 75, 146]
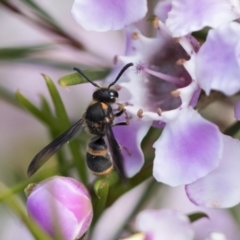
[86, 138, 113, 176]
[86, 153, 113, 176]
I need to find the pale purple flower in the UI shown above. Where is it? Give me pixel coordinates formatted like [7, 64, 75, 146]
[113, 21, 222, 187]
[154, 1, 240, 96]
[71, 0, 147, 32]
[123, 209, 228, 240]
[155, 0, 240, 37]
[109, 16, 240, 209]
[26, 176, 93, 240]
[135, 209, 194, 240]
[167, 21, 240, 208]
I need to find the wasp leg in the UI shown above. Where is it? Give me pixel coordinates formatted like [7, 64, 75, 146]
[113, 111, 131, 126]
[113, 121, 129, 127]
[122, 146, 131, 156]
[114, 108, 125, 117]
[111, 136, 131, 156]
[115, 103, 132, 123]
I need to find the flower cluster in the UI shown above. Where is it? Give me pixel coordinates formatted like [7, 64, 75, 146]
[132, 209, 228, 240]
[71, 0, 240, 209]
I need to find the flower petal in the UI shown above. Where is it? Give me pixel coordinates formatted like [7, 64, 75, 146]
[136, 209, 194, 240]
[154, 0, 172, 23]
[71, 0, 147, 32]
[166, 0, 240, 37]
[196, 22, 240, 96]
[186, 135, 240, 208]
[113, 115, 152, 177]
[27, 187, 79, 240]
[153, 107, 222, 186]
[38, 177, 92, 236]
[205, 232, 228, 240]
[234, 100, 240, 120]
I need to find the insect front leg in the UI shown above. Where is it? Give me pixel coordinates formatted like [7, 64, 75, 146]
[114, 103, 132, 124]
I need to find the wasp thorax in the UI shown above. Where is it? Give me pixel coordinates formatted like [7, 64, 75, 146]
[93, 88, 118, 103]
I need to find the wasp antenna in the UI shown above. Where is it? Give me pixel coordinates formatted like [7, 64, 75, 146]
[108, 63, 134, 88]
[73, 67, 100, 88]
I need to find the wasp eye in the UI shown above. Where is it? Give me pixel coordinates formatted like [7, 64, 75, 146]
[110, 90, 118, 99]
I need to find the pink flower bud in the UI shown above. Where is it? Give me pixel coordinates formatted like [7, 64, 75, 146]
[26, 176, 93, 240]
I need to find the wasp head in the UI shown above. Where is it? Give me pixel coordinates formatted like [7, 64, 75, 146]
[73, 63, 133, 104]
[93, 88, 118, 103]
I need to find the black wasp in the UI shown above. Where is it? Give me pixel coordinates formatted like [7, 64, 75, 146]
[27, 63, 133, 179]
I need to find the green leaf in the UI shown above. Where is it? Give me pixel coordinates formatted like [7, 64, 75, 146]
[21, 0, 60, 29]
[43, 74, 69, 126]
[0, 167, 57, 202]
[224, 121, 240, 136]
[39, 95, 54, 118]
[42, 74, 88, 183]
[103, 171, 120, 186]
[0, 44, 53, 60]
[16, 90, 57, 129]
[58, 69, 109, 86]
[188, 212, 209, 223]
[92, 179, 109, 226]
[94, 179, 109, 199]
[192, 27, 210, 41]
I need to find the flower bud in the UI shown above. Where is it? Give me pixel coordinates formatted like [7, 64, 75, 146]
[26, 176, 93, 240]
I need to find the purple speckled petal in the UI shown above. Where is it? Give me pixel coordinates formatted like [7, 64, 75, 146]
[234, 101, 240, 120]
[71, 0, 147, 32]
[113, 116, 152, 177]
[196, 22, 240, 96]
[153, 107, 223, 186]
[136, 209, 194, 240]
[166, 0, 240, 37]
[186, 135, 240, 208]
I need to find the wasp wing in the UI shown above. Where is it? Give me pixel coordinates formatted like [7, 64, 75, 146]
[27, 118, 85, 176]
[105, 124, 126, 180]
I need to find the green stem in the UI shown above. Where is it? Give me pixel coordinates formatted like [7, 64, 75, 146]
[0, 167, 58, 202]
[1, 1, 84, 50]
[0, 182, 53, 240]
[92, 179, 110, 226]
[69, 141, 88, 184]
[106, 163, 153, 207]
